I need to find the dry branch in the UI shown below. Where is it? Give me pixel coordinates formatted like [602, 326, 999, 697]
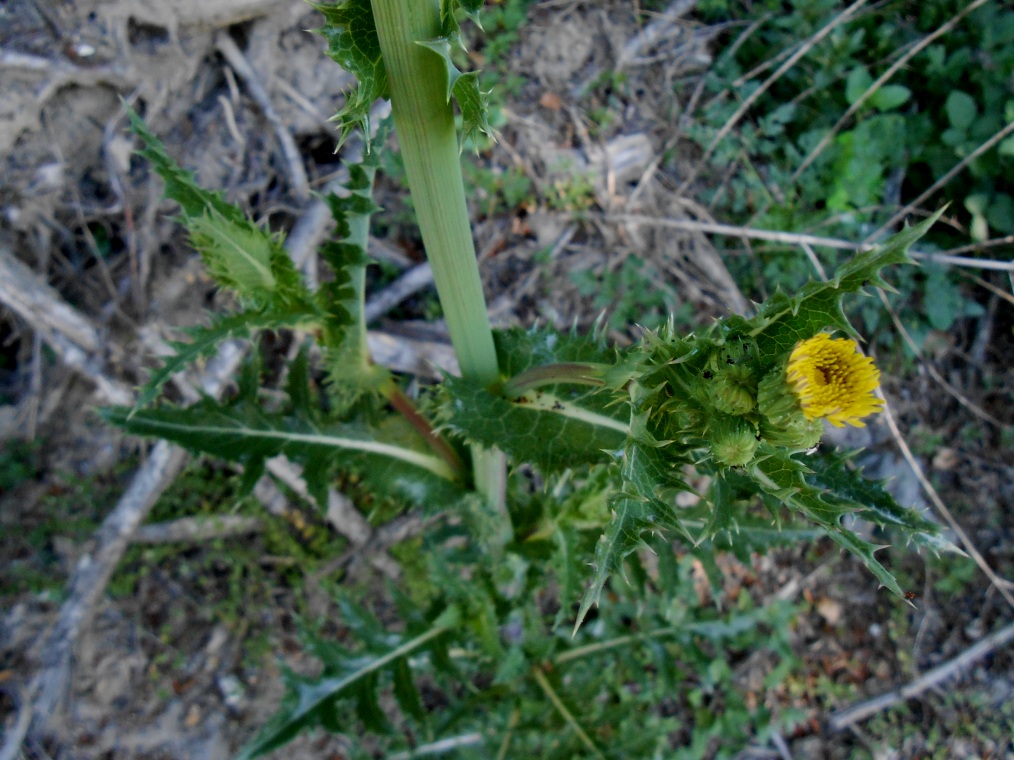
[132, 514, 262, 544]
[364, 263, 436, 323]
[0, 248, 133, 406]
[618, 0, 697, 67]
[0, 249, 103, 353]
[609, 213, 1014, 271]
[829, 620, 1014, 730]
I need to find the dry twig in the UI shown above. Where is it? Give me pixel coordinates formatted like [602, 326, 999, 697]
[606, 213, 1014, 271]
[0, 247, 133, 406]
[364, 263, 436, 323]
[829, 620, 1014, 730]
[131, 515, 262, 544]
[618, 0, 697, 68]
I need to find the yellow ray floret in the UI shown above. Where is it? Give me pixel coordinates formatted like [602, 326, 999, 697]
[786, 333, 885, 427]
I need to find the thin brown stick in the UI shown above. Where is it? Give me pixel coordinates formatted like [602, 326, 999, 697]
[131, 515, 262, 544]
[0, 248, 102, 354]
[880, 400, 1014, 610]
[678, 0, 869, 193]
[618, 0, 697, 67]
[828, 620, 1014, 730]
[0, 247, 134, 406]
[963, 272, 1014, 307]
[938, 235, 1014, 258]
[606, 213, 1014, 271]
[363, 263, 435, 323]
[791, 0, 989, 183]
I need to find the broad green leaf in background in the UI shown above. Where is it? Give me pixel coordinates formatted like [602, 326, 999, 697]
[945, 90, 978, 131]
[871, 85, 911, 112]
[845, 66, 873, 106]
[750, 447, 904, 597]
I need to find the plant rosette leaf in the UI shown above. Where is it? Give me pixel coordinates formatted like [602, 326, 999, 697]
[237, 603, 461, 759]
[102, 399, 465, 510]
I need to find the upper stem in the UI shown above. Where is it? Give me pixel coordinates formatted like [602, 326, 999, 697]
[369, 0, 508, 523]
[369, 0, 499, 389]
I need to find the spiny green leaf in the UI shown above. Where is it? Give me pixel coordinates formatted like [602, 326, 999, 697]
[574, 431, 697, 632]
[696, 470, 822, 560]
[826, 528, 904, 598]
[709, 517, 822, 563]
[102, 400, 464, 509]
[441, 326, 628, 471]
[132, 310, 307, 413]
[806, 450, 951, 552]
[237, 606, 459, 759]
[442, 374, 627, 472]
[443, 0, 484, 23]
[496, 324, 616, 376]
[747, 212, 943, 368]
[130, 107, 314, 311]
[417, 3, 495, 148]
[574, 490, 686, 633]
[318, 148, 391, 410]
[313, 0, 388, 149]
[188, 210, 276, 297]
[750, 447, 905, 597]
[128, 108, 240, 221]
[285, 342, 316, 415]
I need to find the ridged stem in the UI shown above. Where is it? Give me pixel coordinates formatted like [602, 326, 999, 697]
[369, 0, 508, 527]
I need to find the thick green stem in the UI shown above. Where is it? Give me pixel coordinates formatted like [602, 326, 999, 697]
[369, 0, 508, 525]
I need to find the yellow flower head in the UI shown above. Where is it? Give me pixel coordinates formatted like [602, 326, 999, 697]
[785, 333, 884, 428]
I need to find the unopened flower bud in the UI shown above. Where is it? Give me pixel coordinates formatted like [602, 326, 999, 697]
[709, 364, 757, 416]
[708, 415, 759, 467]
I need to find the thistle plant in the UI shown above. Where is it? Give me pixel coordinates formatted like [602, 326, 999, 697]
[104, 2, 957, 756]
